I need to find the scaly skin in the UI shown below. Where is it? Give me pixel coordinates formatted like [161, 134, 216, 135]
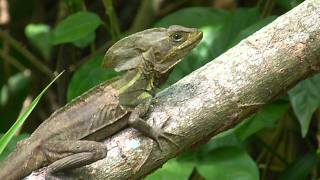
[0, 25, 202, 180]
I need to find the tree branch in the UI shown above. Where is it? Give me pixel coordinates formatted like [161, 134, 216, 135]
[27, 0, 320, 179]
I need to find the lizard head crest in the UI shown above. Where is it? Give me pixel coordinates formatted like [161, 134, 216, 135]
[102, 25, 202, 73]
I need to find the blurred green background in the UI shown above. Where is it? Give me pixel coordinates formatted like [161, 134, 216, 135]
[2, 0, 319, 179]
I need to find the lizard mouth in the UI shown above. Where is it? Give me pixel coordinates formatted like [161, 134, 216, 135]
[193, 31, 204, 42]
[179, 31, 203, 51]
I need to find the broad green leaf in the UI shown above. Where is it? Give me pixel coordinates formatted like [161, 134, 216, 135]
[229, 16, 277, 48]
[146, 159, 194, 180]
[201, 129, 243, 153]
[197, 101, 288, 153]
[25, 24, 52, 59]
[67, 54, 119, 101]
[215, 8, 261, 51]
[52, 11, 102, 45]
[155, 7, 228, 28]
[175, 150, 198, 163]
[155, 8, 272, 86]
[73, 31, 95, 48]
[0, 72, 31, 132]
[197, 147, 259, 180]
[279, 153, 318, 180]
[0, 72, 64, 154]
[234, 100, 289, 140]
[289, 74, 320, 137]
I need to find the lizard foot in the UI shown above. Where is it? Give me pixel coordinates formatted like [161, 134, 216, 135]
[153, 128, 181, 151]
[151, 116, 183, 151]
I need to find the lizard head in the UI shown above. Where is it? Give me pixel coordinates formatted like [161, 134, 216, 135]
[102, 25, 202, 74]
[152, 25, 203, 73]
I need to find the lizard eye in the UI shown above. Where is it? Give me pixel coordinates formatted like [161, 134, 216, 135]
[171, 33, 184, 42]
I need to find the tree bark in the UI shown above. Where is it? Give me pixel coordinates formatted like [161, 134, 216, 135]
[28, 0, 320, 179]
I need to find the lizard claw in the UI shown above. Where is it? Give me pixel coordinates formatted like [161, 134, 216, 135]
[164, 131, 184, 137]
[160, 134, 179, 148]
[154, 129, 181, 151]
[154, 137, 163, 151]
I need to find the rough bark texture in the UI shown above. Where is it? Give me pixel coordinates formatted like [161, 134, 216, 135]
[27, 0, 320, 179]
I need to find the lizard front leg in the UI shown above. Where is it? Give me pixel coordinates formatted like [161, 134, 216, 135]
[42, 140, 107, 179]
[127, 99, 177, 151]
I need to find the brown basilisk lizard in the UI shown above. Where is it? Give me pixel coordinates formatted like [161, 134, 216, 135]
[0, 25, 202, 180]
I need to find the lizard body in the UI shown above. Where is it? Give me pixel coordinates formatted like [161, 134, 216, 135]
[0, 25, 202, 180]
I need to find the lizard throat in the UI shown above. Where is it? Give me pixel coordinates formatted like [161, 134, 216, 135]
[118, 71, 143, 94]
[113, 70, 155, 107]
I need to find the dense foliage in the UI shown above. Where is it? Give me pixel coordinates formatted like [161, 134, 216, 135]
[1, 0, 318, 179]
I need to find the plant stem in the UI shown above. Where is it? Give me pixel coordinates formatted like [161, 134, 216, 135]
[260, 0, 275, 18]
[102, 0, 121, 41]
[0, 50, 27, 72]
[0, 29, 54, 78]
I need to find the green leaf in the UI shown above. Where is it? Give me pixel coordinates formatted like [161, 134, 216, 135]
[215, 8, 261, 51]
[0, 72, 31, 132]
[25, 24, 52, 59]
[146, 159, 194, 180]
[234, 100, 289, 140]
[229, 16, 277, 48]
[155, 8, 273, 86]
[197, 147, 259, 180]
[279, 153, 318, 180]
[67, 54, 120, 101]
[0, 134, 29, 161]
[202, 129, 243, 153]
[155, 7, 228, 28]
[196, 101, 288, 153]
[0, 72, 64, 155]
[73, 31, 95, 48]
[289, 74, 320, 137]
[52, 11, 102, 45]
